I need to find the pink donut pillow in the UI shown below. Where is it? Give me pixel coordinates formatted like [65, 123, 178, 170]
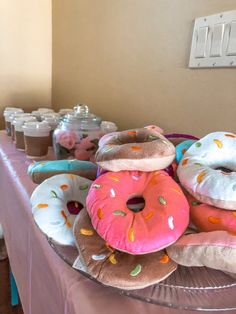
[186, 193, 236, 234]
[86, 170, 189, 254]
[96, 128, 175, 172]
[167, 230, 236, 274]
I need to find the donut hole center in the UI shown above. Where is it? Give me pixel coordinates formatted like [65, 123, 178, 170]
[214, 166, 233, 173]
[126, 196, 145, 213]
[67, 201, 83, 215]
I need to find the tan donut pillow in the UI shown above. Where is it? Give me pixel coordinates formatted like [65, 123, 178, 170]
[96, 128, 175, 172]
[73, 209, 177, 290]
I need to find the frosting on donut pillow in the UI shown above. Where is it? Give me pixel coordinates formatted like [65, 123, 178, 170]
[167, 230, 236, 274]
[86, 170, 189, 254]
[186, 192, 236, 234]
[96, 128, 175, 172]
[175, 140, 195, 164]
[177, 132, 236, 210]
[31, 174, 92, 245]
[73, 209, 177, 290]
[28, 159, 97, 184]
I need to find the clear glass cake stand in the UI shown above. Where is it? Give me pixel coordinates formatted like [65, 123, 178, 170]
[47, 238, 236, 312]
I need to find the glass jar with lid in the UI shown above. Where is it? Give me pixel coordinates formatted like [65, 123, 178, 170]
[53, 104, 102, 161]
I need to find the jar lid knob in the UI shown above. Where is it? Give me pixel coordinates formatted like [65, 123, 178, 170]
[74, 103, 89, 116]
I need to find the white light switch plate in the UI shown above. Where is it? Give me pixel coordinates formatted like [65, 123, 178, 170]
[189, 10, 236, 68]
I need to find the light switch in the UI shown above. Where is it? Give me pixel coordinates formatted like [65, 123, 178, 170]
[210, 23, 225, 57]
[227, 21, 236, 56]
[195, 26, 208, 58]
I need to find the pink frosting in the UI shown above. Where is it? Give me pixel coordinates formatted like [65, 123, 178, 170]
[56, 131, 77, 150]
[86, 170, 189, 254]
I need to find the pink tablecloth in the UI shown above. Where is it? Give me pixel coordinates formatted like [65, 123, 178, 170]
[0, 131, 230, 314]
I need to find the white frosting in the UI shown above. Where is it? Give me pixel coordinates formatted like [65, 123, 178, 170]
[30, 174, 92, 246]
[177, 131, 236, 210]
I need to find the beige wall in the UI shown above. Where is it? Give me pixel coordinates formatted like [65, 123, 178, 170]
[0, 0, 52, 128]
[52, 0, 236, 136]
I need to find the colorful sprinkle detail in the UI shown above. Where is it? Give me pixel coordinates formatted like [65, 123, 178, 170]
[113, 210, 126, 216]
[60, 184, 69, 190]
[92, 254, 106, 261]
[182, 158, 189, 166]
[51, 190, 58, 198]
[225, 134, 236, 138]
[171, 188, 182, 195]
[195, 142, 202, 148]
[232, 212, 236, 217]
[97, 208, 103, 219]
[110, 188, 116, 197]
[192, 201, 201, 206]
[197, 171, 207, 184]
[37, 203, 48, 208]
[109, 254, 117, 265]
[213, 139, 223, 149]
[131, 146, 141, 151]
[168, 216, 174, 230]
[128, 228, 135, 242]
[128, 131, 137, 135]
[79, 184, 89, 190]
[160, 254, 169, 264]
[130, 264, 142, 277]
[144, 211, 154, 220]
[92, 184, 101, 189]
[208, 216, 221, 224]
[158, 196, 167, 205]
[108, 176, 119, 182]
[80, 228, 94, 236]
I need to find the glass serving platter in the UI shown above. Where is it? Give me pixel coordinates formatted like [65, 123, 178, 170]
[48, 238, 236, 312]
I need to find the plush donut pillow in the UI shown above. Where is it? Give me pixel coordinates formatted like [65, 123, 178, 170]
[73, 209, 177, 290]
[31, 174, 92, 245]
[96, 128, 175, 172]
[177, 132, 236, 210]
[86, 170, 189, 254]
[167, 230, 236, 274]
[186, 192, 236, 234]
[28, 159, 97, 184]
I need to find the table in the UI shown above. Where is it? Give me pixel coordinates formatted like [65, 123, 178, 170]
[0, 131, 235, 314]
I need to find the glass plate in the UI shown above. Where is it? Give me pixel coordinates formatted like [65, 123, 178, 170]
[48, 239, 236, 312]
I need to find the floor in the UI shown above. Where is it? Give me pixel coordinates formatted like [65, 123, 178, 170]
[0, 240, 23, 314]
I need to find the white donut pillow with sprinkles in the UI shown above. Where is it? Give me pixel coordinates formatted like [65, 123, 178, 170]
[177, 132, 236, 210]
[73, 209, 177, 290]
[166, 230, 236, 274]
[31, 174, 92, 246]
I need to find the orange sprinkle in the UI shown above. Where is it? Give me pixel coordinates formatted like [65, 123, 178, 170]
[197, 171, 207, 184]
[232, 212, 236, 217]
[213, 139, 223, 149]
[66, 221, 72, 228]
[80, 228, 94, 236]
[182, 149, 187, 155]
[108, 176, 119, 182]
[128, 228, 135, 242]
[128, 131, 137, 135]
[67, 174, 76, 180]
[144, 211, 154, 220]
[109, 254, 117, 264]
[97, 208, 103, 219]
[208, 216, 221, 224]
[160, 254, 169, 264]
[182, 158, 188, 166]
[225, 134, 236, 138]
[131, 146, 141, 151]
[228, 230, 236, 236]
[37, 203, 48, 208]
[61, 210, 67, 221]
[171, 188, 182, 195]
[60, 184, 69, 190]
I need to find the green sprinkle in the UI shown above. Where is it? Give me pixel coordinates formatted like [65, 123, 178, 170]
[92, 184, 101, 189]
[195, 142, 202, 148]
[158, 196, 167, 205]
[51, 190, 58, 198]
[194, 163, 203, 166]
[113, 210, 126, 217]
[130, 264, 142, 277]
[192, 201, 201, 206]
[79, 184, 89, 190]
[148, 135, 159, 141]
